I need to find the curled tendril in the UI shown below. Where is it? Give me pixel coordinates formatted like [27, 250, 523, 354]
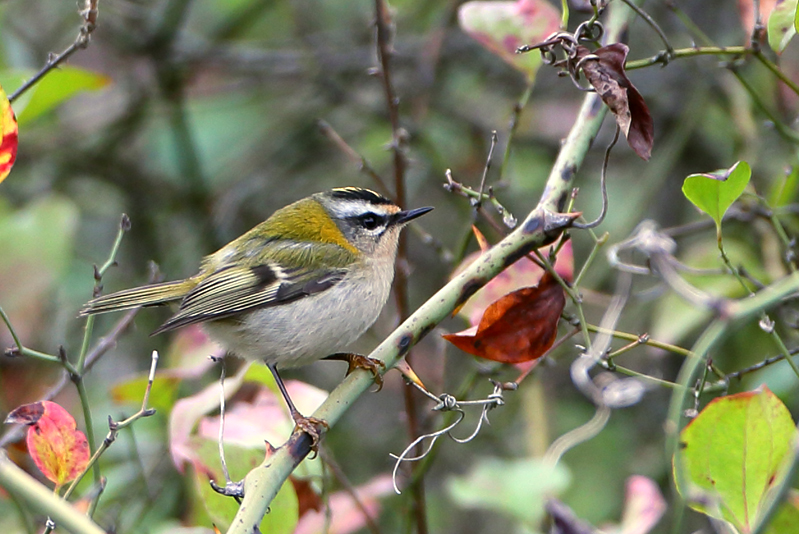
[516, 21, 606, 92]
[390, 380, 511, 494]
[574, 20, 604, 44]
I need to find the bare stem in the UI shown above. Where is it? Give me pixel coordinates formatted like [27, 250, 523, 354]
[9, 0, 99, 104]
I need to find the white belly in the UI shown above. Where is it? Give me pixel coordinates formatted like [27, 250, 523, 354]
[202, 263, 393, 367]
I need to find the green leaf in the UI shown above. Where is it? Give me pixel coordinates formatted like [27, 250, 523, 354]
[767, 491, 799, 534]
[0, 66, 110, 125]
[111, 374, 181, 414]
[675, 386, 796, 532]
[682, 161, 751, 235]
[447, 456, 570, 525]
[794, 0, 799, 33]
[769, 0, 798, 53]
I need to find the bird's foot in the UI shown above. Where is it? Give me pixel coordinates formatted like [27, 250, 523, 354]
[291, 413, 329, 456]
[346, 354, 386, 391]
[327, 352, 386, 391]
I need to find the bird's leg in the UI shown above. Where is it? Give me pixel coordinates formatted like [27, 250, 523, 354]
[325, 352, 386, 391]
[268, 364, 328, 454]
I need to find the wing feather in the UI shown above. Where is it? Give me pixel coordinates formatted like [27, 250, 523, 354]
[152, 262, 346, 335]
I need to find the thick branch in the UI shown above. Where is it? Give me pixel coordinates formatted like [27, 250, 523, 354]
[0, 451, 106, 534]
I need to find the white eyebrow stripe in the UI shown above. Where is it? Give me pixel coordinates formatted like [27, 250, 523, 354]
[328, 200, 395, 219]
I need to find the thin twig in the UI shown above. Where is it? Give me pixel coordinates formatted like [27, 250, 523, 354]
[728, 67, 799, 144]
[573, 125, 619, 229]
[754, 51, 799, 98]
[316, 119, 391, 197]
[216, 357, 233, 488]
[625, 46, 749, 70]
[9, 0, 99, 104]
[474, 131, 497, 211]
[444, 169, 517, 229]
[373, 0, 426, 530]
[619, 0, 673, 60]
[320, 449, 383, 534]
[499, 83, 534, 183]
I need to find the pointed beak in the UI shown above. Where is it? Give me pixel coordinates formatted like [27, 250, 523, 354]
[393, 206, 433, 225]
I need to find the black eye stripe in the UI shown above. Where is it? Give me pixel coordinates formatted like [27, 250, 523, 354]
[356, 212, 386, 230]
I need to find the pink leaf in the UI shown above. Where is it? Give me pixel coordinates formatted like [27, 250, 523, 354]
[459, 0, 561, 81]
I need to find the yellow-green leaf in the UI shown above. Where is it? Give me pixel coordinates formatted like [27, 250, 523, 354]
[0, 66, 110, 125]
[682, 161, 751, 235]
[675, 386, 795, 532]
[111, 374, 181, 414]
[769, 0, 798, 53]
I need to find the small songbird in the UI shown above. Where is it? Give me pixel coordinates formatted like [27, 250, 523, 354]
[81, 187, 432, 446]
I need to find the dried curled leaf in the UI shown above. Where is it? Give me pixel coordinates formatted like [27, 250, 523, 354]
[0, 83, 18, 184]
[6, 401, 90, 488]
[444, 271, 565, 363]
[577, 43, 654, 160]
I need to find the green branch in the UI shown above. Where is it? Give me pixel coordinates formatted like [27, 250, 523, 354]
[0, 451, 106, 534]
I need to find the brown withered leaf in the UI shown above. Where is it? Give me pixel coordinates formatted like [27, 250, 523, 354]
[291, 476, 323, 518]
[576, 43, 654, 160]
[443, 271, 565, 363]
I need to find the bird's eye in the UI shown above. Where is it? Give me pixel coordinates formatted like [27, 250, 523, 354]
[359, 213, 382, 230]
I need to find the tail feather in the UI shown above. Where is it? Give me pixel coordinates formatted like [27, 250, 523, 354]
[80, 280, 193, 316]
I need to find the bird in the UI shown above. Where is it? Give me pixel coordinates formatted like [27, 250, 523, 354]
[80, 187, 432, 449]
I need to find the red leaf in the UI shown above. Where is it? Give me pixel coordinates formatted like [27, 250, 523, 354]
[0, 83, 18, 184]
[577, 44, 654, 160]
[453, 230, 573, 327]
[443, 272, 565, 363]
[6, 401, 90, 488]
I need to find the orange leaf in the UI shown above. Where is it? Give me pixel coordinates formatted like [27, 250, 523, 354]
[443, 272, 565, 363]
[291, 476, 323, 518]
[6, 401, 90, 488]
[0, 83, 18, 184]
